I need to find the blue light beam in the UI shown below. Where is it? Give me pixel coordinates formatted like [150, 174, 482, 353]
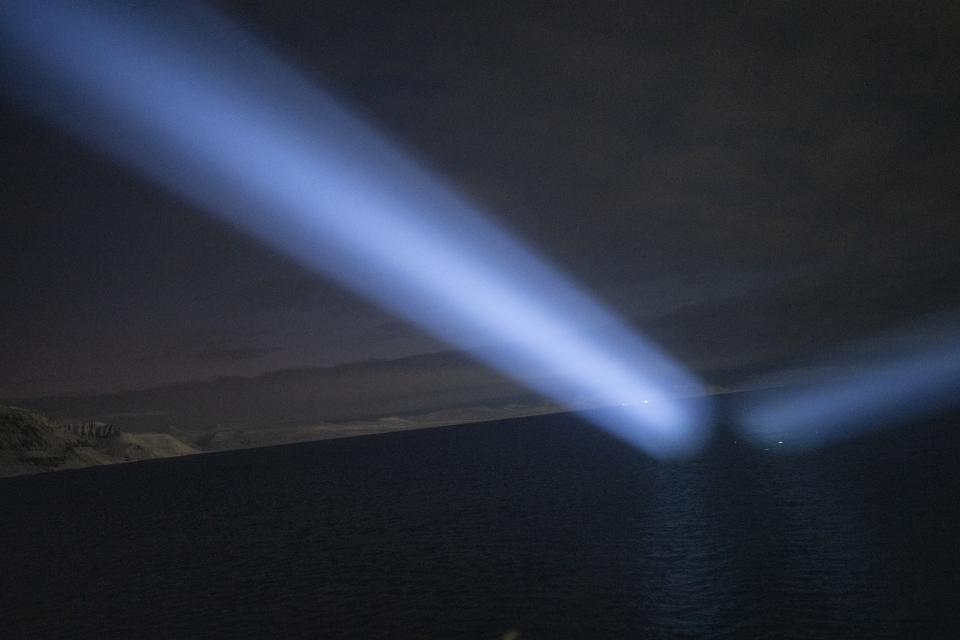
[735, 318, 960, 450]
[0, 0, 712, 457]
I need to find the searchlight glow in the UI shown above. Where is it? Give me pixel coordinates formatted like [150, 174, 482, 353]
[0, 0, 712, 457]
[735, 318, 960, 450]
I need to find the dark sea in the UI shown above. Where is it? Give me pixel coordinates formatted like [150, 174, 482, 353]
[2, 405, 959, 639]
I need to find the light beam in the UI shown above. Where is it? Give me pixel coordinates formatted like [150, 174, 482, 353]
[735, 317, 960, 450]
[0, 0, 712, 457]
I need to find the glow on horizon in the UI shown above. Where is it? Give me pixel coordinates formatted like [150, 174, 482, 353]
[0, 0, 712, 457]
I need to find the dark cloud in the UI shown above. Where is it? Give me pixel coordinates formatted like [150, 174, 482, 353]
[229, 276, 361, 315]
[13, 351, 535, 432]
[189, 345, 279, 363]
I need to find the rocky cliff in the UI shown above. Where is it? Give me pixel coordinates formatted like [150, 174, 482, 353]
[0, 406, 198, 478]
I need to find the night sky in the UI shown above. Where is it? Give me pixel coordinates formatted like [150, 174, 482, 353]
[2, 1, 959, 411]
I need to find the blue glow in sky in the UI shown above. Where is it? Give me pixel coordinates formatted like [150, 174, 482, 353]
[0, 0, 712, 457]
[736, 319, 960, 450]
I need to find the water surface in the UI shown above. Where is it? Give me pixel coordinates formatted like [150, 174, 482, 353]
[2, 408, 958, 638]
